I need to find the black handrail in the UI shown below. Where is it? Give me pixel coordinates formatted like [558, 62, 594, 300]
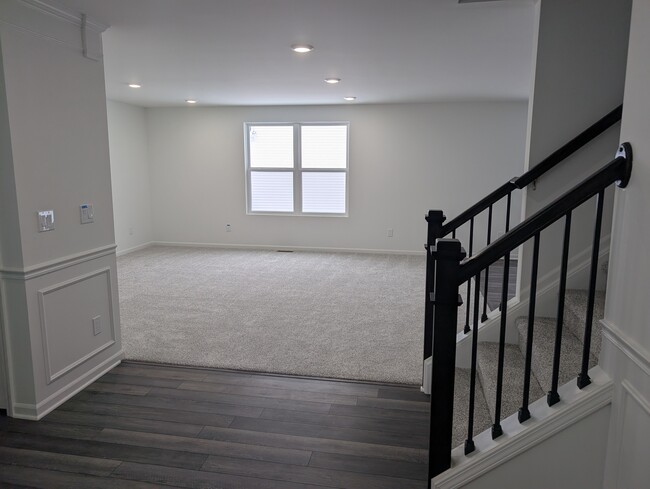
[441, 181, 516, 236]
[426, 142, 632, 484]
[514, 105, 623, 189]
[439, 105, 622, 237]
[457, 145, 631, 282]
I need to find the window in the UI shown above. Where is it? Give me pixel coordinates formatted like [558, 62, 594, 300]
[244, 123, 349, 215]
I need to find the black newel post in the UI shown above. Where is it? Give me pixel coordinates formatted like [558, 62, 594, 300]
[423, 210, 446, 385]
[428, 239, 464, 485]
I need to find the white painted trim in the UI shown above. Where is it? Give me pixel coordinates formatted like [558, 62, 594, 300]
[0, 0, 107, 57]
[607, 380, 650, 487]
[0, 277, 22, 417]
[10, 350, 123, 420]
[0, 244, 117, 280]
[622, 380, 650, 416]
[433, 367, 613, 489]
[0, 280, 11, 411]
[19, 0, 108, 32]
[601, 319, 650, 376]
[37, 267, 116, 384]
[116, 242, 154, 257]
[151, 240, 426, 256]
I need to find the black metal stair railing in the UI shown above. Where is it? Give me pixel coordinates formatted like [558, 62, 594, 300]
[421, 105, 623, 376]
[426, 143, 632, 484]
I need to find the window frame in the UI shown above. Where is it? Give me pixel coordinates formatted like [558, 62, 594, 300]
[244, 122, 350, 217]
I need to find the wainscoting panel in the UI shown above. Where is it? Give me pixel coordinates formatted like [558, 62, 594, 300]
[0, 246, 122, 419]
[615, 381, 650, 487]
[38, 267, 115, 384]
[601, 320, 650, 489]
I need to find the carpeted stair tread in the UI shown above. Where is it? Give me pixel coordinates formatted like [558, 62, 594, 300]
[564, 289, 605, 359]
[452, 368, 492, 448]
[516, 316, 597, 394]
[476, 342, 544, 422]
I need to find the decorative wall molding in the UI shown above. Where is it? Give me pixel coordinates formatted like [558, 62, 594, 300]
[0, 0, 107, 58]
[622, 380, 650, 417]
[601, 319, 650, 376]
[37, 267, 116, 384]
[19, 0, 108, 32]
[0, 244, 117, 281]
[11, 350, 122, 420]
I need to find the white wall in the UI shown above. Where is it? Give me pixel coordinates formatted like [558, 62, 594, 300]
[0, 40, 22, 271]
[517, 0, 631, 310]
[107, 101, 153, 254]
[601, 0, 650, 486]
[0, 22, 116, 268]
[145, 102, 528, 253]
[0, 1, 122, 418]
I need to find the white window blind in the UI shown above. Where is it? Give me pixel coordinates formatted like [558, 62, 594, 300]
[245, 122, 349, 215]
[249, 125, 294, 168]
[302, 172, 346, 214]
[250, 172, 294, 212]
[301, 125, 348, 169]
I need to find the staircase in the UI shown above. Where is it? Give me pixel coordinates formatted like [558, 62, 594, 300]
[452, 289, 605, 448]
[422, 106, 631, 486]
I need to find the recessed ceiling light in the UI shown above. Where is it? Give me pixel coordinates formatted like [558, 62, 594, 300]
[186, 99, 198, 104]
[291, 44, 314, 53]
[325, 78, 341, 84]
[128, 83, 142, 88]
[343, 96, 356, 101]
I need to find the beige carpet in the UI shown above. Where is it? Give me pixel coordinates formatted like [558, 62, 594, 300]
[117, 246, 435, 384]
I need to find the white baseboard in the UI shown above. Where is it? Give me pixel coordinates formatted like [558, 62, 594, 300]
[116, 242, 155, 257]
[150, 240, 425, 256]
[433, 366, 613, 489]
[10, 350, 123, 420]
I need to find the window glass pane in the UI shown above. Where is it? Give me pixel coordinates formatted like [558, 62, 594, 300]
[250, 172, 294, 212]
[249, 125, 293, 168]
[301, 125, 348, 169]
[302, 172, 346, 213]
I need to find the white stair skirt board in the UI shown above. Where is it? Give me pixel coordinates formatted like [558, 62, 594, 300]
[432, 366, 612, 489]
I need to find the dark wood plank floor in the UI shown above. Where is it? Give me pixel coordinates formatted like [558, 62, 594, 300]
[0, 362, 430, 488]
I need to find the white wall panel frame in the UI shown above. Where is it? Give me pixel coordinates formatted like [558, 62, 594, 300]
[37, 267, 116, 384]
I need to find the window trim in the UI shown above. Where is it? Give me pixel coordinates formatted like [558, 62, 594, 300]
[244, 122, 350, 217]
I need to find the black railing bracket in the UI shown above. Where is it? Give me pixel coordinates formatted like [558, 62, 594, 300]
[616, 142, 633, 188]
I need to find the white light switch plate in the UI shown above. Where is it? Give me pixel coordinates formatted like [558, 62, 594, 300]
[38, 210, 55, 232]
[80, 204, 94, 224]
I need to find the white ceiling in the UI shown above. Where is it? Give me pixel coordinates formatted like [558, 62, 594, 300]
[54, 0, 536, 107]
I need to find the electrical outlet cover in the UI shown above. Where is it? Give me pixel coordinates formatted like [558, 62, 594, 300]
[38, 210, 55, 232]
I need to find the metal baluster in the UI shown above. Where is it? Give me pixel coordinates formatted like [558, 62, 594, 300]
[505, 192, 512, 233]
[519, 232, 540, 423]
[465, 271, 481, 455]
[499, 193, 512, 312]
[577, 191, 605, 389]
[452, 229, 456, 240]
[464, 218, 475, 334]
[548, 211, 572, 406]
[492, 252, 510, 439]
[482, 204, 493, 322]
